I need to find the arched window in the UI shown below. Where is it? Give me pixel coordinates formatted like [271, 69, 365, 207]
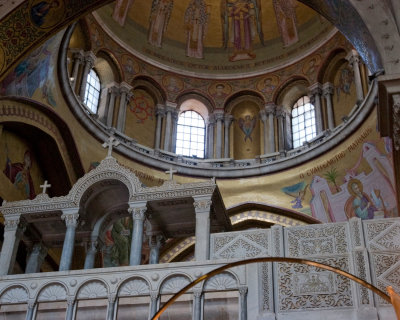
[292, 96, 316, 148]
[176, 111, 205, 158]
[84, 69, 101, 113]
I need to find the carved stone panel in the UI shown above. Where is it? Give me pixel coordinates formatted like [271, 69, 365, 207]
[119, 278, 150, 296]
[0, 286, 28, 304]
[77, 281, 108, 299]
[37, 284, 67, 302]
[204, 272, 237, 291]
[285, 223, 349, 257]
[210, 229, 270, 259]
[276, 257, 353, 312]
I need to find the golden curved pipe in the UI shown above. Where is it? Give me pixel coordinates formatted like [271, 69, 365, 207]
[152, 257, 392, 320]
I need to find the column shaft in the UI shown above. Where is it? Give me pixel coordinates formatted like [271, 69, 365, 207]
[59, 211, 79, 271]
[65, 299, 75, 320]
[194, 197, 211, 261]
[207, 121, 214, 158]
[83, 240, 98, 269]
[323, 83, 335, 130]
[171, 111, 178, 153]
[79, 53, 96, 100]
[164, 110, 172, 151]
[239, 287, 248, 320]
[106, 295, 116, 320]
[106, 86, 118, 127]
[155, 106, 165, 150]
[193, 291, 202, 320]
[277, 114, 285, 152]
[129, 206, 146, 266]
[25, 301, 35, 320]
[347, 50, 364, 102]
[25, 243, 47, 273]
[215, 116, 223, 158]
[149, 292, 159, 319]
[70, 51, 83, 93]
[0, 217, 22, 275]
[268, 113, 275, 153]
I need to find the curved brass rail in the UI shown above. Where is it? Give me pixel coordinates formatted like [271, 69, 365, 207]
[152, 257, 391, 319]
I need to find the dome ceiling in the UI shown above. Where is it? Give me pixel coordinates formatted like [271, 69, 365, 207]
[93, 0, 335, 78]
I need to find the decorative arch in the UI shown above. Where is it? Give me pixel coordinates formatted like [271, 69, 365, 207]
[95, 49, 122, 84]
[159, 274, 193, 294]
[225, 91, 265, 114]
[132, 76, 166, 104]
[203, 271, 238, 291]
[0, 285, 29, 304]
[318, 48, 348, 84]
[117, 276, 151, 297]
[176, 92, 214, 116]
[274, 76, 310, 107]
[36, 282, 68, 302]
[75, 279, 109, 300]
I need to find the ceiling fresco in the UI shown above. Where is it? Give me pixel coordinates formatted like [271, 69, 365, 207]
[94, 0, 336, 76]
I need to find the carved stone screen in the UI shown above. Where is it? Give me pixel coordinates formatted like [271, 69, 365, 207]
[75, 299, 108, 320]
[117, 296, 149, 320]
[203, 291, 239, 320]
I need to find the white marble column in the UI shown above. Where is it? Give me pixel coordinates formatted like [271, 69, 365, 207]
[346, 49, 364, 102]
[106, 82, 120, 128]
[163, 104, 177, 151]
[69, 49, 84, 93]
[193, 289, 202, 320]
[171, 110, 179, 153]
[149, 291, 159, 319]
[215, 113, 224, 159]
[149, 235, 163, 264]
[207, 115, 215, 158]
[65, 297, 75, 320]
[276, 109, 286, 152]
[266, 103, 276, 153]
[25, 243, 47, 273]
[239, 286, 248, 320]
[59, 209, 79, 271]
[224, 115, 233, 158]
[25, 300, 36, 320]
[308, 83, 324, 134]
[83, 239, 99, 269]
[155, 104, 165, 150]
[129, 203, 147, 266]
[0, 216, 24, 275]
[106, 294, 116, 320]
[323, 82, 335, 130]
[79, 51, 96, 100]
[116, 82, 133, 132]
[193, 195, 212, 261]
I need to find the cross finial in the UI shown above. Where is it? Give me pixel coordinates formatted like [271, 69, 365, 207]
[102, 136, 120, 158]
[40, 180, 51, 194]
[165, 167, 177, 181]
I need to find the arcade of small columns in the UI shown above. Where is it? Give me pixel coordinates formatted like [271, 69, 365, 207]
[0, 194, 214, 276]
[68, 49, 366, 158]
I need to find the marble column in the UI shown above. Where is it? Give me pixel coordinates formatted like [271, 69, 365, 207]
[0, 216, 24, 275]
[149, 235, 163, 264]
[259, 110, 268, 154]
[308, 83, 323, 134]
[25, 243, 47, 274]
[69, 49, 84, 93]
[59, 209, 79, 271]
[193, 196, 212, 261]
[149, 291, 159, 319]
[266, 103, 276, 153]
[65, 297, 75, 320]
[106, 294, 116, 320]
[323, 82, 335, 130]
[171, 110, 179, 153]
[163, 108, 172, 151]
[215, 113, 224, 159]
[207, 115, 215, 158]
[346, 49, 364, 102]
[25, 300, 36, 320]
[154, 104, 165, 150]
[106, 83, 120, 128]
[193, 289, 202, 320]
[116, 82, 133, 132]
[239, 286, 248, 320]
[79, 51, 96, 100]
[83, 239, 99, 269]
[276, 109, 286, 152]
[129, 203, 147, 266]
[224, 115, 233, 158]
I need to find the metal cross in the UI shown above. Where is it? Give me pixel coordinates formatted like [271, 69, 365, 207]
[102, 136, 120, 157]
[165, 167, 177, 181]
[40, 180, 51, 194]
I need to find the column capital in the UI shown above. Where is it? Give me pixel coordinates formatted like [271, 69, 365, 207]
[171, 110, 179, 121]
[275, 107, 287, 119]
[165, 101, 177, 109]
[224, 114, 233, 126]
[155, 104, 166, 117]
[265, 103, 276, 115]
[193, 289, 203, 298]
[322, 82, 334, 96]
[259, 110, 267, 122]
[119, 82, 133, 94]
[107, 81, 120, 94]
[214, 112, 225, 122]
[4, 216, 21, 231]
[108, 293, 117, 303]
[238, 286, 248, 295]
[71, 49, 84, 61]
[84, 51, 97, 66]
[150, 291, 159, 301]
[346, 49, 360, 65]
[193, 196, 212, 212]
[149, 234, 164, 249]
[66, 296, 75, 306]
[207, 114, 215, 125]
[308, 82, 322, 96]
[128, 204, 147, 221]
[61, 208, 79, 227]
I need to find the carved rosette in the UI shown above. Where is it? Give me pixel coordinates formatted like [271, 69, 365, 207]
[61, 212, 79, 227]
[193, 199, 212, 212]
[129, 206, 147, 221]
[393, 94, 400, 151]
